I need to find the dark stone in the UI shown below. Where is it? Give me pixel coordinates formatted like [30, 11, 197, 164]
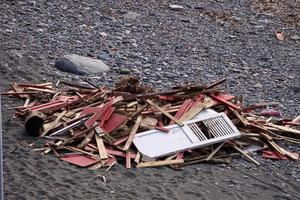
[54, 58, 88, 75]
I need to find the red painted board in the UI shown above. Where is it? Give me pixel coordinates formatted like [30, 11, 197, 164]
[80, 106, 100, 117]
[262, 150, 299, 160]
[195, 94, 205, 102]
[102, 113, 127, 134]
[158, 95, 176, 101]
[100, 106, 114, 127]
[208, 93, 241, 111]
[106, 148, 136, 159]
[170, 99, 193, 125]
[85, 145, 97, 151]
[155, 126, 170, 132]
[112, 136, 129, 146]
[176, 152, 185, 159]
[61, 154, 100, 167]
[84, 103, 111, 128]
[158, 121, 164, 127]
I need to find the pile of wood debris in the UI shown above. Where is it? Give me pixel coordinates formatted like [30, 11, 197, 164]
[2, 76, 299, 170]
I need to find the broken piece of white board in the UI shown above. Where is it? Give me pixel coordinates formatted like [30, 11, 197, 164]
[133, 110, 241, 158]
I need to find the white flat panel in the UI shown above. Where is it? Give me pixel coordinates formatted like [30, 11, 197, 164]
[133, 110, 241, 158]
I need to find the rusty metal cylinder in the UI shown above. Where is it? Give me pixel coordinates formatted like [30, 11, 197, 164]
[25, 111, 46, 136]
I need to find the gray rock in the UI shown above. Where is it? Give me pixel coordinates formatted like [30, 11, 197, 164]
[99, 32, 108, 37]
[97, 53, 111, 61]
[54, 54, 109, 75]
[290, 35, 300, 40]
[123, 11, 140, 21]
[119, 68, 131, 74]
[254, 83, 263, 88]
[169, 5, 184, 11]
[180, 18, 190, 23]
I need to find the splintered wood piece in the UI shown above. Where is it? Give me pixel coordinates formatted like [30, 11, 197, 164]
[59, 146, 98, 158]
[77, 130, 95, 149]
[140, 116, 158, 129]
[250, 123, 296, 159]
[266, 123, 300, 135]
[24, 98, 30, 107]
[229, 108, 249, 126]
[43, 140, 62, 154]
[16, 82, 53, 88]
[130, 104, 148, 120]
[87, 161, 103, 170]
[103, 134, 116, 144]
[61, 123, 98, 146]
[126, 101, 138, 108]
[105, 148, 136, 159]
[123, 115, 142, 151]
[208, 94, 241, 111]
[106, 161, 117, 171]
[0, 91, 38, 96]
[11, 83, 29, 98]
[126, 152, 131, 168]
[170, 99, 193, 125]
[206, 78, 227, 89]
[232, 145, 260, 165]
[179, 98, 214, 122]
[136, 159, 184, 168]
[165, 154, 177, 161]
[41, 110, 67, 137]
[205, 142, 225, 161]
[146, 99, 183, 126]
[134, 152, 141, 164]
[95, 134, 108, 160]
[113, 136, 129, 146]
[27, 87, 56, 94]
[292, 115, 300, 123]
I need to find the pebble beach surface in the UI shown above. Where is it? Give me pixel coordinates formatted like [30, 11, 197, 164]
[1, 0, 299, 199]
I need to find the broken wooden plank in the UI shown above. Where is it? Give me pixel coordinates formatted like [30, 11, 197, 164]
[11, 82, 29, 98]
[208, 93, 241, 111]
[123, 115, 142, 151]
[266, 123, 300, 135]
[129, 104, 148, 120]
[26, 87, 56, 94]
[77, 130, 95, 149]
[136, 159, 184, 168]
[179, 98, 214, 122]
[169, 99, 193, 125]
[126, 152, 131, 168]
[134, 152, 141, 164]
[206, 78, 227, 89]
[95, 134, 108, 160]
[87, 161, 103, 170]
[146, 99, 183, 126]
[41, 110, 67, 137]
[112, 136, 129, 146]
[232, 145, 260, 165]
[205, 142, 225, 161]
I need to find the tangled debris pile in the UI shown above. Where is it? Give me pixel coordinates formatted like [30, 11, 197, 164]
[2, 77, 299, 170]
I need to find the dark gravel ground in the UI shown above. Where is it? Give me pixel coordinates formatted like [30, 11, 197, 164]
[1, 0, 299, 199]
